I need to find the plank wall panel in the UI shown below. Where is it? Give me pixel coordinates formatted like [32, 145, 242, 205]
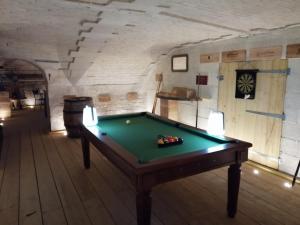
[160, 99, 178, 121]
[249, 46, 282, 61]
[287, 44, 300, 58]
[200, 53, 220, 63]
[160, 99, 168, 118]
[222, 49, 246, 62]
[168, 100, 178, 121]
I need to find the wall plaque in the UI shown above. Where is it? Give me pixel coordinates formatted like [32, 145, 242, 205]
[222, 49, 246, 62]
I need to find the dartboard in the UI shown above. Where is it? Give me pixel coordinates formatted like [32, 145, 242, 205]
[235, 69, 257, 99]
[237, 73, 255, 94]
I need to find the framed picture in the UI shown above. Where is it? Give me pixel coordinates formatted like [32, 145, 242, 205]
[171, 54, 188, 72]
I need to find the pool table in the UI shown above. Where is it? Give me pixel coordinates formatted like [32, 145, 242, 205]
[80, 112, 252, 225]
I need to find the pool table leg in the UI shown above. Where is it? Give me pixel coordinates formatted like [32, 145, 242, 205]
[227, 163, 241, 218]
[81, 135, 90, 169]
[136, 190, 152, 225]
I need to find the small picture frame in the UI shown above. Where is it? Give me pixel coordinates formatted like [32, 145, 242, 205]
[171, 54, 188, 72]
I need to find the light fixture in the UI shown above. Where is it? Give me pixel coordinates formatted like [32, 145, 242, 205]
[1, 117, 5, 121]
[83, 105, 98, 127]
[29, 105, 34, 109]
[0, 122, 3, 126]
[283, 182, 292, 189]
[63, 131, 67, 136]
[253, 169, 260, 175]
[207, 110, 225, 136]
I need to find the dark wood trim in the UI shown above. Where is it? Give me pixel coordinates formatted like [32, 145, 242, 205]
[136, 190, 151, 225]
[227, 162, 241, 217]
[81, 131, 90, 169]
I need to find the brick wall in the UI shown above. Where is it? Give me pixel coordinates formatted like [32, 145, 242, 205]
[47, 69, 76, 131]
[280, 58, 300, 177]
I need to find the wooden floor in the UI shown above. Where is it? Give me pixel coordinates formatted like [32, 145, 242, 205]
[0, 110, 300, 225]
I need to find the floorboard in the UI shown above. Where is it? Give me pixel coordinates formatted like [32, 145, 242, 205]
[52, 134, 117, 225]
[19, 131, 43, 225]
[0, 109, 299, 225]
[0, 132, 20, 225]
[40, 131, 92, 225]
[30, 130, 68, 225]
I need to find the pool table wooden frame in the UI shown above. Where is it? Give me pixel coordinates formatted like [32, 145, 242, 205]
[80, 112, 252, 225]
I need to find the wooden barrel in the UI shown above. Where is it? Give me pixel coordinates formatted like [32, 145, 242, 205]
[63, 97, 93, 138]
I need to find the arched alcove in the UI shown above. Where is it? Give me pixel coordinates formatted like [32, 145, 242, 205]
[0, 58, 50, 130]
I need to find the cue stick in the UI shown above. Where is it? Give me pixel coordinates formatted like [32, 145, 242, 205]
[195, 84, 200, 128]
[152, 73, 163, 114]
[292, 159, 300, 186]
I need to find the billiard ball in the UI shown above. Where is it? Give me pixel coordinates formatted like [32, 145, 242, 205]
[158, 139, 164, 144]
[126, 120, 131, 124]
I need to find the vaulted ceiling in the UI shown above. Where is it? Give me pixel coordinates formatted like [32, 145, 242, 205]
[0, 59, 45, 84]
[1, 0, 300, 86]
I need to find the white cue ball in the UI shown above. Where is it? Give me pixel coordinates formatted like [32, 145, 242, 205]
[126, 120, 131, 124]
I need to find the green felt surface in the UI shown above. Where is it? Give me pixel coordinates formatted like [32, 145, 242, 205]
[97, 114, 229, 163]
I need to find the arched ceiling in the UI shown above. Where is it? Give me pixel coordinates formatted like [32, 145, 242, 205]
[0, 58, 46, 84]
[1, 0, 300, 86]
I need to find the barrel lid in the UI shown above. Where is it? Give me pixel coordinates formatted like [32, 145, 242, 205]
[64, 96, 93, 102]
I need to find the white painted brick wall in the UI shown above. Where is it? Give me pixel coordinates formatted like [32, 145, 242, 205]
[155, 36, 300, 177]
[279, 58, 300, 177]
[282, 122, 300, 141]
[157, 48, 220, 130]
[280, 154, 300, 177]
[281, 138, 299, 157]
[40, 25, 300, 177]
[47, 69, 77, 131]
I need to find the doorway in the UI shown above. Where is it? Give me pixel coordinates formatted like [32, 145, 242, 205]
[0, 58, 50, 130]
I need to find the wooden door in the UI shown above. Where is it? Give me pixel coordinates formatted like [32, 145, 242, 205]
[218, 59, 287, 168]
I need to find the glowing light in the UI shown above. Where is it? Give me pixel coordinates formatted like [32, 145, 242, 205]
[88, 126, 102, 137]
[283, 182, 292, 189]
[0, 102, 11, 119]
[63, 131, 68, 136]
[29, 105, 34, 109]
[1, 117, 5, 121]
[207, 111, 224, 136]
[253, 169, 260, 175]
[0, 122, 3, 126]
[83, 105, 98, 127]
